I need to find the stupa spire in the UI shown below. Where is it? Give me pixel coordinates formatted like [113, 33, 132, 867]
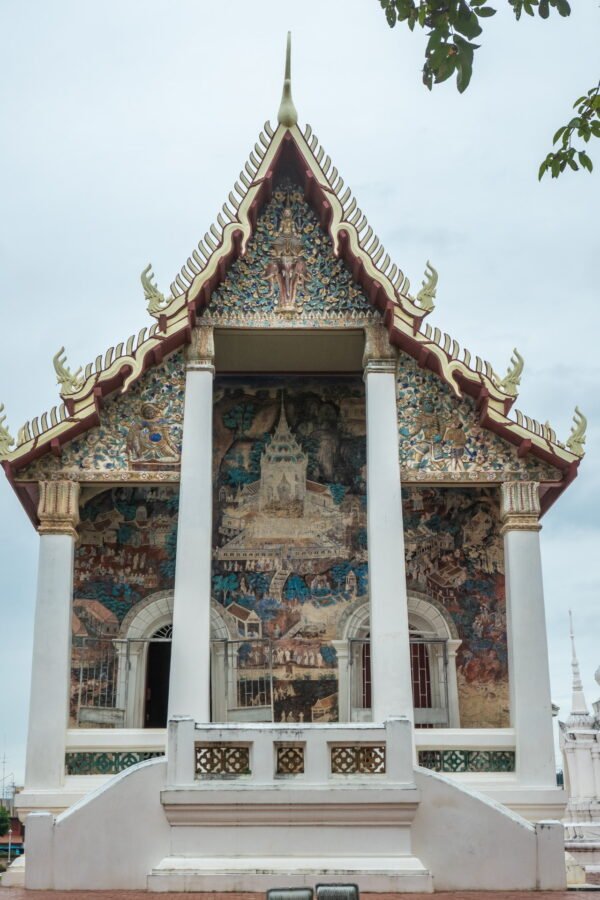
[568, 610, 592, 726]
[277, 32, 298, 127]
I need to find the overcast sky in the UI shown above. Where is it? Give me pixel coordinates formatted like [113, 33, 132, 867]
[0, 1, 598, 785]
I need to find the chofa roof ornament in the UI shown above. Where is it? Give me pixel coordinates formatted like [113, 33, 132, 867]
[566, 406, 587, 457]
[415, 261, 437, 312]
[53, 347, 83, 397]
[0, 403, 14, 459]
[499, 348, 524, 398]
[141, 264, 170, 317]
[278, 32, 298, 128]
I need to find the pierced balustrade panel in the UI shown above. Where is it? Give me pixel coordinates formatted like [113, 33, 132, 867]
[276, 744, 305, 775]
[331, 744, 385, 775]
[195, 743, 251, 776]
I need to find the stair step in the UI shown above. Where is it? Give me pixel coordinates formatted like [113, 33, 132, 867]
[148, 856, 433, 893]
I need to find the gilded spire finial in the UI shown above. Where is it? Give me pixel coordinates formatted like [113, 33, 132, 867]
[278, 32, 298, 128]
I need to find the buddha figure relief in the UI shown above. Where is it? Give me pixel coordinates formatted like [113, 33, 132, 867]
[265, 203, 308, 313]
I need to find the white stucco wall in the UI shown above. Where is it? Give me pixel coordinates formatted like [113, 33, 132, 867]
[25, 758, 170, 890]
[412, 766, 566, 890]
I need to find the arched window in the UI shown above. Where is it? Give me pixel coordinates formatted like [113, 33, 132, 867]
[343, 594, 461, 727]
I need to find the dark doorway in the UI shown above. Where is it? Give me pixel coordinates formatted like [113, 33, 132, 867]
[145, 641, 171, 728]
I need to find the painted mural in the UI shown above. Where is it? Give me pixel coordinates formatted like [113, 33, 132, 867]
[23, 351, 185, 480]
[403, 485, 508, 727]
[70, 486, 179, 726]
[212, 376, 368, 723]
[397, 353, 561, 482]
[207, 176, 378, 326]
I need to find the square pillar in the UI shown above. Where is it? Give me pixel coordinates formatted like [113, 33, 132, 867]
[25, 480, 79, 790]
[168, 326, 215, 724]
[501, 481, 556, 786]
[363, 326, 413, 725]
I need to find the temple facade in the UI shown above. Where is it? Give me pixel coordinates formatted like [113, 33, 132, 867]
[0, 37, 587, 892]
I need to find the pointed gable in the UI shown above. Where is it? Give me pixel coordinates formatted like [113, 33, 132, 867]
[207, 176, 376, 326]
[0, 84, 584, 521]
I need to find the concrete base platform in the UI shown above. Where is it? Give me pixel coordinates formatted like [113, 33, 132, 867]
[147, 857, 433, 893]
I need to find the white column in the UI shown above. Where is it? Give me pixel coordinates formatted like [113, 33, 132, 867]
[364, 326, 413, 725]
[168, 326, 215, 724]
[501, 481, 556, 786]
[25, 480, 79, 791]
[332, 639, 350, 722]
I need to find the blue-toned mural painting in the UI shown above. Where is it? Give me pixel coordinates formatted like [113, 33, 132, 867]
[212, 376, 368, 723]
[403, 485, 508, 727]
[74, 486, 179, 621]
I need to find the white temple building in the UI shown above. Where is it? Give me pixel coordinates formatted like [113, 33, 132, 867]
[0, 35, 589, 892]
[560, 614, 600, 881]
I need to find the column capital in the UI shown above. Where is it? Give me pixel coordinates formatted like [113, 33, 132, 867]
[500, 481, 541, 533]
[362, 324, 397, 375]
[185, 325, 215, 373]
[37, 480, 80, 538]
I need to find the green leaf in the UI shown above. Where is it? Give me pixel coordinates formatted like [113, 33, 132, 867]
[552, 125, 567, 144]
[556, 0, 571, 15]
[538, 0, 549, 17]
[475, 6, 497, 15]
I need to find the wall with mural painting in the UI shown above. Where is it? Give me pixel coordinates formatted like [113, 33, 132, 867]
[70, 486, 179, 725]
[212, 376, 367, 724]
[403, 485, 508, 728]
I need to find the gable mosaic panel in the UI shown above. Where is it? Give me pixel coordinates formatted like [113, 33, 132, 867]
[22, 351, 185, 481]
[212, 376, 368, 724]
[403, 485, 508, 728]
[206, 176, 378, 327]
[397, 353, 561, 482]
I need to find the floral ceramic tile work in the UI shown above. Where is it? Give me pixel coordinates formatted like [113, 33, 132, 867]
[212, 376, 368, 724]
[403, 485, 508, 728]
[23, 350, 185, 479]
[397, 353, 561, 482]
[207, 176, 379, 327]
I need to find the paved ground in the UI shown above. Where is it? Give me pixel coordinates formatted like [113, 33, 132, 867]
[2, 891, 600, 899]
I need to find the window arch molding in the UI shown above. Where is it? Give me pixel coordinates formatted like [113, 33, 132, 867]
[115, 592, 233, 726]
[340, 592, 461, 727]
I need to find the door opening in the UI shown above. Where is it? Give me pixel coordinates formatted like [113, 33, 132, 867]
[145, 640, 171, 727]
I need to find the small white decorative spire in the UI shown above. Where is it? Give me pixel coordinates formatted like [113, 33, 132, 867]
[278, 32, 298, 127]
[568, 610, 592, 727]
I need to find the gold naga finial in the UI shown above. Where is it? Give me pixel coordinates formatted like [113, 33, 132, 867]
[0, 403, 14, 458]
[141, 263, 169, 317]
[566, 406, 587, 456]
[278, 32, 298, 128]
[499, 348, 524, 397]
[53, 347, 83, 396]
[416, 260, 437, 312]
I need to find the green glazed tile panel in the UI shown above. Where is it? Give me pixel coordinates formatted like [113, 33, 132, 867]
[418, 749, 515, 773]
[65, 750, 164, 775]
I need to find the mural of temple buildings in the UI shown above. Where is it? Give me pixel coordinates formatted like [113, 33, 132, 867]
[403, 485, 507, 728]
[212, 376, 367, 723]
